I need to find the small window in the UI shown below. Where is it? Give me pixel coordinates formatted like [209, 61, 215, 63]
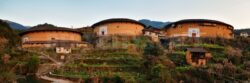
[101, 31, 105, 35]
[22, 37, 29, 43]
[51, 38, 55, 40]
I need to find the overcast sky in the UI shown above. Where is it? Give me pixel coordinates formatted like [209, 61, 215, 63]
[0, 0, 250, 29]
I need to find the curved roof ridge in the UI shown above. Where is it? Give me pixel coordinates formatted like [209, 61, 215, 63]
[20, 23, 81, 36]
[164, 19, 234, 30]
[92, 18, 146, 27]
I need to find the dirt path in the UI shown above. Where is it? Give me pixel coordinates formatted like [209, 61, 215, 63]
[22, 49, 79, 83]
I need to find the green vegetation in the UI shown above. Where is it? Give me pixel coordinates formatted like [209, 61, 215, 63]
[0, 20, 20, 49]
[32, 37, 250, 82]
[131, 36, 150, 51]
[0, 49, 40, 82]
[0, 21, 40, 82]
[144, 42, 164, 56]
[0, 22, 250, 83]
[0, 72, 16, 83]
[175, 43, 224, 49]
[51, 47, 145, 82]
[175, 66, 194, 72]
[26, 55, 40, 73]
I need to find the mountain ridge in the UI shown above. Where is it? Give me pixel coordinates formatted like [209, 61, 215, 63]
[138, 19, 171, 29]
[2, 19, 28, 30]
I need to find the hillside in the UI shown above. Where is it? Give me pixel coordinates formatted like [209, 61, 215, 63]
[0, 20, 20, 49]
[3, 20, 28, 30]
[0, 19, 250, 82]
[139, 19, 171, 29]
[23, 36, 249, 83]
[0, 30, 249, 83]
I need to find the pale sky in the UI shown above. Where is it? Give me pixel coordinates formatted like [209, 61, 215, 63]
[0, 0, 250, 29]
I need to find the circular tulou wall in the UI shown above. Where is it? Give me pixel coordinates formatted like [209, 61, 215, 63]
[94, 22, 144, 36]
[22, 31, 82, 42]
[164, 22, 233, 39]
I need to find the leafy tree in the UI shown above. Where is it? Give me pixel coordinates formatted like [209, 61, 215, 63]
[26, 55, 40, 73]
[112, 75, 124, 83]
[225, 46, 242, 65]
[131, 36, 149, 51]
[148, 64, 172, 83]
[0, 21, 20, 47]
[144, 42, 164, 56]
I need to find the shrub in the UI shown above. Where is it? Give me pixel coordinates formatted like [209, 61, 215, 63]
[143, 42, 164, 56]
[225, 46, 242, 57]
[112, 75, 124, 83]
[150, 64, 165, 78]
[102, 76, 111, 83]
[223, 62, 237, 77]
[26, 55, 40, 73]
[131, 36, 149, 51]
[168, 53, 186, 66]
[0, 72, 16, 83]
[225, 46, 243, 65]
[147, 64, 173, 83]
[161, 59, 176, 69]
[212, 63, 224, 73]
[175, 66, 194, 72]
[84, 77, 92, 83]
[244, 61, 250, 71]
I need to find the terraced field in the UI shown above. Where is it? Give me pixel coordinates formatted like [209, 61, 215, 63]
[52, 49, 145, 82]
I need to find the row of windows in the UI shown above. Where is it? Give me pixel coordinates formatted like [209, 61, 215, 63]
[22, 37, 78, 42]
[171, 24, 230, 30]
[171, 23, 231, 28]
[115, 26, 139, 29]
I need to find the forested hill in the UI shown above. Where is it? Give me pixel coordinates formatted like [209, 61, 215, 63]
[3, 20, 28, 30]
[139, 19, 171, 29]
[0, 20, 20, 49]
[234, 28, 250, 35]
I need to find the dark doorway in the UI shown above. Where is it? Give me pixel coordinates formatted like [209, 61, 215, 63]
[192, 33, 196, 37]
[191, 52, 205, 64]
[101, 31, 105, 35]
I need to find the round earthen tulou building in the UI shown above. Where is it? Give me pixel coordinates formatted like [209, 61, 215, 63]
[163, 19, 234, 39]
[92, 18, 145, 36]
[20, 23, 86, 48]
